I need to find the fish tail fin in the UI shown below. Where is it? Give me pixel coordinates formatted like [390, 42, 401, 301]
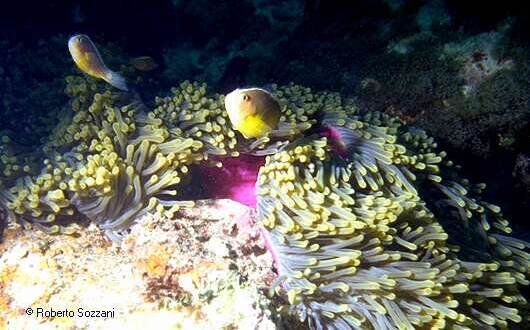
[105, 71, 128, 91]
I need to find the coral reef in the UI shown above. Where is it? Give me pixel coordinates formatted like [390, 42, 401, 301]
[417, 39, 529, 156]
[360, 45, 463, 121]
[442, 31, 514, 97]
[0, 199, 276, 329]
[1, 77, 529, 329]
[358, 24, 530, 158]
[163, 0, 304, 90]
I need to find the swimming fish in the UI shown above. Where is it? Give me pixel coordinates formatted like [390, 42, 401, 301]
[130, 56, 159, 72]
[224, 88, 281, 139]
[68, 34, 128, 91]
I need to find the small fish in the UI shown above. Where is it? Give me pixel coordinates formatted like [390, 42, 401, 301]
[130, 56, 159, 72]
[68, 34, 128, 91]
[224, 88, 281, 139]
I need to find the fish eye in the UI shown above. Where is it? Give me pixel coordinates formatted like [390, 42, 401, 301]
[242, 94, 250, 101]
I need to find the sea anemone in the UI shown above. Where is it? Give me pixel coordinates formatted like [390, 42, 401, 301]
[253, 86, 529, 329]
[0, 77, 528, 328]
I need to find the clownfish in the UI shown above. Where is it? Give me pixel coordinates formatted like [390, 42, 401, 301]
[224, 88, 281, 139]
[68, 34, 128, 91]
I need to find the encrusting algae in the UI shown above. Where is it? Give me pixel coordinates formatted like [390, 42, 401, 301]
[0, 70, 529, 329]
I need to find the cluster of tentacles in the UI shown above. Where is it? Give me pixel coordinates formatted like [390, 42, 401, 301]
[0, 76, 529, 329]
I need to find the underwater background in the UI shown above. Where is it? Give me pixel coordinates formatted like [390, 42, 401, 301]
[1, 0, 530, 329]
